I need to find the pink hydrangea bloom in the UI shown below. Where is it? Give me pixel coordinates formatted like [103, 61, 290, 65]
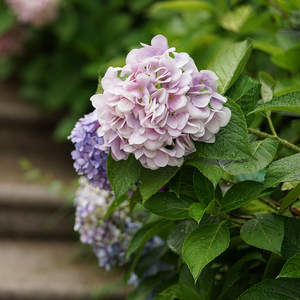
[6, 0, 60, 27]
[91, 35, 231, 170]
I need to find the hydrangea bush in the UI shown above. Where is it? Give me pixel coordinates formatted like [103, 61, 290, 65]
[70, 35, 300, 299]
[5, 0, 60, 27]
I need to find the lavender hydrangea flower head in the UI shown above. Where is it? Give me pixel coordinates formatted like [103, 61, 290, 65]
[68, 110, 110, 190]
[74, 177, 141, 271]
[5, 0, 60, 27]
[91, 35, 231, 170]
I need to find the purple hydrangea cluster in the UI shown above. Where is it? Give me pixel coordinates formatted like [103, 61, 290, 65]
[68, 110, 111, 190]
[74, 177, 141, 271]
[91, 34, 231, 170]
[5, 0, 60, 27]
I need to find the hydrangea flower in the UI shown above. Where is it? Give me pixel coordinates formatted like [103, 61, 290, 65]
[68, 110, 111, 190]
[5, 0, 60, 27]
[91, 35, 231, 170]
[74, 177, 141, 271]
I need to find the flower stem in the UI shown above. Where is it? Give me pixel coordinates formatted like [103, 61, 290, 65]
[266, 112, 277, 137]
[248, 128, 300, 153]
[259, 196, 280, 211]
[215, 211, 246, 226]
[266, 0, 287, 19]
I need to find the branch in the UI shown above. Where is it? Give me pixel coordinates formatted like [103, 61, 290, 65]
[266, 0, 287, 19]
[248, 128, 300, 153]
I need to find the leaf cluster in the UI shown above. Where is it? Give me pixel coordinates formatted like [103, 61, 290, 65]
[106, 36, 300, 299]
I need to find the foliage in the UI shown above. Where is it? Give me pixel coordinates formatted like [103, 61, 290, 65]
[1, 0, 300, 140]
[103, 35, 300, 299]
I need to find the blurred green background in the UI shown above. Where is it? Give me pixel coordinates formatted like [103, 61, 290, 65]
[0, 0, 299, 139]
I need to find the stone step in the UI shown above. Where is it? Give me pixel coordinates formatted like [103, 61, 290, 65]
[0, 112, 75, 185]
[0, 80, 76, 185]
[0, 80, 65, 126]
[0, 182, 75, 238]
[0, 239, 129, 300]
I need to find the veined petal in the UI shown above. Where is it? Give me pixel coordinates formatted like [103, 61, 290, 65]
[191, 94, 211, 108]
[129, 131, 148, 145]
[153, 151, 169, 168]
[117, 98, 135, 113]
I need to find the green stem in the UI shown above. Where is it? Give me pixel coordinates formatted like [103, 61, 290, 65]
[266, 0, 287, 19]
[259, 196, 280, 211]
[221, 177, 236, 185]
[248, 128, 300, 153]
[215, 211, 246, 226]
[266, 112, 277, 137]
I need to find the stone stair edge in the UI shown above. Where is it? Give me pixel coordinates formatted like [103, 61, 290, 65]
[0, 182, 73, 208]
[0, 239, 130, 300]
[0, 81, 67, 126]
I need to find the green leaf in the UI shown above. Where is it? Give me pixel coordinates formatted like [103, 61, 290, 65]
[281, 217, 300, 260]
[150, 1, 215, 14]
[272, 48, 300, 73]
[135, 245, 168, 276]
[193, 170, 214, 205]
[143, 192, 195, 220]
[166, 169, 181, 197]
[127, 272, 171, 300]
[250, 91, 300, 115]
[185, 157, 223, 189]
[226, 75, 261, 125]
[195, 265, 219, 300]
[254, 41, 283, 56]
[139, 166, 179, 202]
[107, 154, 140, 201]
[178, 165, 198, 199]
[238, 278, 300, 300]
[277, 252, 300, 279]
[127, 219, 171, 259]
[279, 182, 300, 214]
[195, 99, 253, 161]
[263, 153, 300, 189]
[179, 264, 217, 300]
[263, 253, 286, 280]
[208, 39, 253, 94]
[0, 7, 16, 35]
[53, 4, 78, 44]
[129, 188, 142, 212]
[182, 223, 230, 282]
[159, 284, 201, 300]
[221, 181, 266, 212]
[259, 72, 277, 102]
[189, 203, 207, 224]
[96, 74, 104, 94]
[219, 252, 265, 299]
[219, 138, 279, 176]
[103, 192, 128, 219]
[220, 139, 278, 176]
[189, 138, 278, 182]
[220, 5, 252, 33]
[240, 213, 284, 256]
[124, 246, 143, 284]
[167, 220, 198, 256]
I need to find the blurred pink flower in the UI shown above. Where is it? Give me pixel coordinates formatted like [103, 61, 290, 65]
[0, 26, 28, 57]
[6, 0, 60, 27]
[91, 35, 231, 170]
